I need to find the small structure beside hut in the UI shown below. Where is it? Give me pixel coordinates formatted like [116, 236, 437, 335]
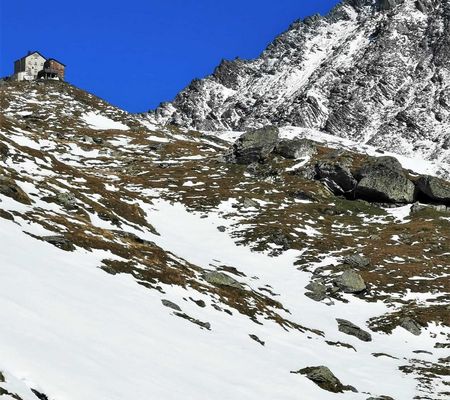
[11, 51, 65, 81]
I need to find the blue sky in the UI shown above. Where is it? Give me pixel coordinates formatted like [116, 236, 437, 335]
[1, 0, 340, 112]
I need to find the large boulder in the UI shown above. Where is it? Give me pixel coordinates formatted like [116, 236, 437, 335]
[336, 318, 372, 342]
[333, 270, 366, 293]
[295, 366, 356, 393]
[355, 156, 415, 203]
[315, 161, 357, 195]
[228, 126, 279, 164]
[204, 271, 243, 289]
[274, 138, 316, 159]
[416, 175, 450, 205]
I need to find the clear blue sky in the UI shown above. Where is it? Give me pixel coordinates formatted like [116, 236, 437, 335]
[1, 0, 340, 112]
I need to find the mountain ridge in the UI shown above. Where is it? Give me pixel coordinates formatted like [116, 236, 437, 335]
[148, 0, 450, 173]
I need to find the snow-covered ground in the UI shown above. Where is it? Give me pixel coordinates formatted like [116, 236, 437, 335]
[0, 195, 447, 400]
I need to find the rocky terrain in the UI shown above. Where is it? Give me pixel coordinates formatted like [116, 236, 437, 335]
[149, 0, 450, 178]
[0, 80, 449, 399]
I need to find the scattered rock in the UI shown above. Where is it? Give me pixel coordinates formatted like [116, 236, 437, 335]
[355, 157, 415, 203]
[249, 334, 265, 346]
[161, 299, 182, 311]
[242, 197, 259, 208]
[204, 271, 243, 289]
[0, 176, 32, 204]
[366, 396, 395, 400]
[293, 366, 357, 393]
[343, 254, 370, 268]
[42, 235, 75, 251]
[333, 270, 366, 293]
[190, 298, 206, 308]
[217, 225, 226, 232]
[227, 126, 279, 164]
[400, 317, 421, 336]
[416, 175, 450, 205]
[274, 138, 316, 159]
[305, 281, 327, 302]
[174, 312, 211, 330]
[31, 389, 50, 400]
[268, 229, 291, 250]
[56, 192, 77, 209]
[0, 371, 4, 382]
[336, 318, 372, 342]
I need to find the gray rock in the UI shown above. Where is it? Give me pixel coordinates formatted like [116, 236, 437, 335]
[366, 396, 394, 400]
[400, 317, 421, 336]
[343, 254, 370, 268]
[355, 157, 415, 203]
[42, 235, 75, 252]
[274, 138, 316, 159]
[161, 299, 182, 311]
[229, 126, 279, 164]
[56, 192, 77, 209]
[315, 161, 357, 195]
[295, 366, 357, 393]
[305, 282, 327, 302]
[217, 225, 226, 232]
[242, 197, 259, 208]
[416, 175, 450, 205]
[336, 318, 372, 342]
[204, 271, 243, 289]
[334, 270, 366, 293]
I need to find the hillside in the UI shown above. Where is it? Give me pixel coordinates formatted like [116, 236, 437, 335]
[149, 0, 450, 176]
[0, 80, 449, 399]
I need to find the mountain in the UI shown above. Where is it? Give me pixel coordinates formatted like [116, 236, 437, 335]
[0, 79, 449, 400]
[149, 0, 450, 174]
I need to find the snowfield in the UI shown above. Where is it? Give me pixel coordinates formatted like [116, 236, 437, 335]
[0, 196, 447, 400]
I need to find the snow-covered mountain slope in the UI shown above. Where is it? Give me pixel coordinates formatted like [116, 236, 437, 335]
[0, 81, 449, 399]
[149, 0, 450, 169]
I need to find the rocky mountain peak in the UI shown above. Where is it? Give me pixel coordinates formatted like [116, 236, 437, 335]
[148, 0, 450, 177]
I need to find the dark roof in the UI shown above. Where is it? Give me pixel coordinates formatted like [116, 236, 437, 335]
[46, 58, 66, 67]
[14, 51, 47, 63]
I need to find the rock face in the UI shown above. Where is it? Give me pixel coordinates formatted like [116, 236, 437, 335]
[204, 271, 243, 289]
[337, 318, 372, 342]
[416, 175, 450, 204]
[334, 270, 367, 293]
[149, 0, 450, 173]
[295, 366, 356, 393]
[274, 138, 316, 159]
[400, 317, 422, 336]
[227, 126, 279, 164]
[315, 160, 357, 195]
[355, 157, 415, 203]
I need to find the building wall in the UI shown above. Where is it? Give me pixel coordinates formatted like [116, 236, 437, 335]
[25, 53, 46, 80]
[45, 60, 65, 80]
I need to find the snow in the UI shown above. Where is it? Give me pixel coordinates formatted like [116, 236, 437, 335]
[81, 111, 130, 131]
[1, 198, 447, 399]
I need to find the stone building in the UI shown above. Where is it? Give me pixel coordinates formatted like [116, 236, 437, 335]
[11, 51, 65, 81]
[12, 51, 46, 81]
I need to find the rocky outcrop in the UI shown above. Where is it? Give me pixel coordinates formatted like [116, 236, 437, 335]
[226, 126, 279, 164]
[354, 157, 415, 203]
[337, 318, 372, 342]
[400, 317, 422, 336]
[294, 366, 357, 393]
[315, 160, 357, 195]
[416, 176, 450, 205]
[0, 176, 32, 205]
[274, 138, 316, 159]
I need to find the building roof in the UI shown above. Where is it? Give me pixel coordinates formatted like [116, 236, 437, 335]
[46, 58, 66, 67]
[14, 51, 47, 63]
